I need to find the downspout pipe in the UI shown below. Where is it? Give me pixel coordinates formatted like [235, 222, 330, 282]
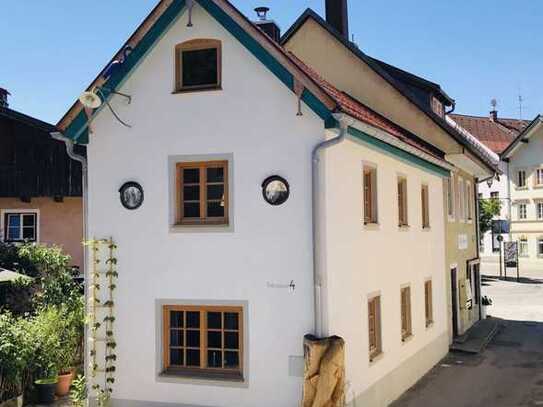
[51, 131, 89, 281]
[51, 130, 90, 389]
[312, 113, 352, 338]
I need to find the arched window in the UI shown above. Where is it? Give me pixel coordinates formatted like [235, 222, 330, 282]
[175, 39, 222, 92]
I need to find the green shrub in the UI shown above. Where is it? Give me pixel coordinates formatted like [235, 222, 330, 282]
[70, 375, 87, 407]
[0, 243, 81, 315]
[0, 313, 31, 402]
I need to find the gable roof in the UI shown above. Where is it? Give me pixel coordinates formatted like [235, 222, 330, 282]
[366, 56, 454, 107]
[501, 114, 543, 158]
[289, 53, 445, 162]
[55, 0, 467, 175]
[0, 105, 56, 133]
[57, 0, 338, 144]
[281, 8, 498, 175]
[449, 113, 529, 155]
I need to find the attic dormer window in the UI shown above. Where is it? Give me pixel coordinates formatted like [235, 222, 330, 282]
[175, 39, 222, 92]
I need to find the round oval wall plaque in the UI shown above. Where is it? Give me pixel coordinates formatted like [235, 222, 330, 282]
[262, 176, 290, 206]
[119, 182, 144, 210]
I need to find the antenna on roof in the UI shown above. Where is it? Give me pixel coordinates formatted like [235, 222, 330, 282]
[490, 98, 497, 110]
[518, 93, 524, 121]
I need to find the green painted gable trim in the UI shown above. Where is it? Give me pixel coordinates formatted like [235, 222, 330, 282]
[348, 126, 450, 178]
[64, 0, 334, 144]
[65, 0, 187, 142]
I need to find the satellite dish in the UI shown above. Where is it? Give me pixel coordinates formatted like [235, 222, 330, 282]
[79, 91, 102, 109]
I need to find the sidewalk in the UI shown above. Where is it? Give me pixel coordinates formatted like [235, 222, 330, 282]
[450, 317, 498, 354]
[391, 264, 543, 407]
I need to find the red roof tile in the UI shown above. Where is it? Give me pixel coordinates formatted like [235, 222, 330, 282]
[449, 114, 529, 154]
[287, 52, 444, 161]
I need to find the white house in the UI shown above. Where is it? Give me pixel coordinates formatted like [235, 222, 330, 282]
[450, 112, 543, 266]
[53, 1, 492, 406]
[502, 115, 543, 264]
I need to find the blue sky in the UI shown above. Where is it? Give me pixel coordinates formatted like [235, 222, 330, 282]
[1, 1, 541, 125]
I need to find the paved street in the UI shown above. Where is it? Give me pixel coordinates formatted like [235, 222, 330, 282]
[392, 262, 543, 407]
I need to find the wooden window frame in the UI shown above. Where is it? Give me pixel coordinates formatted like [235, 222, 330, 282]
[176, 160, 229, 226]
[458, 177, 465, 221]
[446, 178, 455, 219]
[421, 184, 430, 228]
[400, 286, 412, 341]
[162, 305, 243, 381]
[368, 295, 382, 361]
[175, 39, 222, 93]
[3, 212, 38, 243]
[424, 280, 433, 327]
[363, 166, 378, 225]
[397, 177, 408, 227]
[466, 181, 473, 221]
[538, 238, 543, 257]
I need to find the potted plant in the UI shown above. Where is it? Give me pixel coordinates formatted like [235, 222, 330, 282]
[56, 300, 84, 396]
[27, 308, 62, 404]
[34, 376, 59, 405]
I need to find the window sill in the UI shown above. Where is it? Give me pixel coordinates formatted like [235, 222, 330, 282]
[158, 368, 245, 386]
[422, 226, 431, 231]
[172, 86, 222, 95]
[170, 223, 233, 234]
[401, 334, 414, 344]
[398, 225, 410, 231]
[515, 187, 528, 191]
[369, 352, 383, 365]
[363, 222, 380, 230]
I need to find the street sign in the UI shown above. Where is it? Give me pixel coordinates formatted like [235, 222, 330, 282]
[492, 219, 510, 234]
[504, 242, 518, 267]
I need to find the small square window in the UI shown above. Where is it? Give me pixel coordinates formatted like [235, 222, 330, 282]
[176, 161, 228, 226]
[175, 39, 221, 92]
[4, 212, 37, 242]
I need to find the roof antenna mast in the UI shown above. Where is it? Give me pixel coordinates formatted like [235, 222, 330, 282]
[518, 93, 524, 121]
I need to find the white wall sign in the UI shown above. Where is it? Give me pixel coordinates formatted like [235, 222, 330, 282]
[458, 234, 468, 250]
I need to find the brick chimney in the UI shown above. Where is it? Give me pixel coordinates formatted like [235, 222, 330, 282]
[325, 0, 349, 40]
[0, 88, 10, 108]
[254, 7, 281, 43]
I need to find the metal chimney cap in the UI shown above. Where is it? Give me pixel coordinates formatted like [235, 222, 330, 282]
[255, 7, 270, 21]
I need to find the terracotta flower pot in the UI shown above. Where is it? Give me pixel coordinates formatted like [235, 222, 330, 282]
[55, 370, 74, 397]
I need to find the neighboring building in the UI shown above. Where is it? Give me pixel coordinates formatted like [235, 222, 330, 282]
[0, 88, 84, 269]
[282, 2, 497, 404]
[449, 111, 532, 263]
[54, 1, 497, 407]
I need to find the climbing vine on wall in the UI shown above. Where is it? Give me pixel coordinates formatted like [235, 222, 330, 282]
[86, 238, 118, 406]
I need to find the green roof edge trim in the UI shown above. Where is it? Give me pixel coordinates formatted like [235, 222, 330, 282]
[348, 126, 450, 178]
[63, 0, 334, 144]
